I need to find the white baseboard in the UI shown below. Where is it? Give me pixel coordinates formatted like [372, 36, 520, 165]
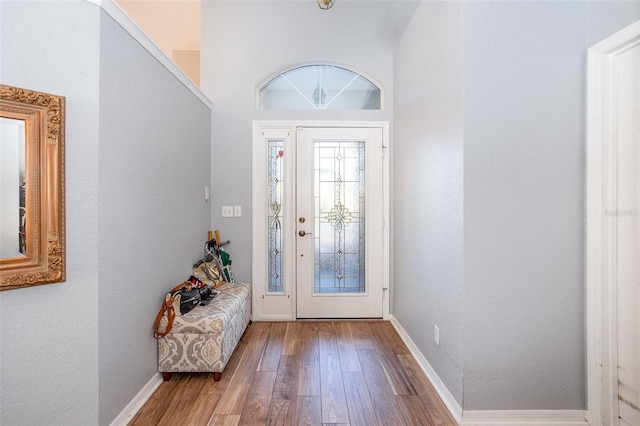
[390, 315, 463, 423]
[389, 316, 588, 426]
[254, 314, 295, 321]
[461, 410, 588, 425]
[110, 372, 164, 426]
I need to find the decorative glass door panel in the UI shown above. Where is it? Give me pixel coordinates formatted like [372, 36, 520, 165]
[296, 127, 383, 318]
[314, 141, 365, 294]
[267, 140, 285, 294]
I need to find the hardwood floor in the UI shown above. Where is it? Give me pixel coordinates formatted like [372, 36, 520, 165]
[130, 321, 457, 426]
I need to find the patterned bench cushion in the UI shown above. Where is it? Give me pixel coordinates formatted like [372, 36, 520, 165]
[160, 282, 251, 335]
[157, 281, 251, 374]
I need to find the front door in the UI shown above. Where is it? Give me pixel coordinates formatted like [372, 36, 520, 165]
[252, 123, 388, 320]
[295, 127, 384, 318]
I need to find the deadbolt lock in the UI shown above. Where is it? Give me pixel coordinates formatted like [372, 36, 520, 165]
[299, 217, 306, 223]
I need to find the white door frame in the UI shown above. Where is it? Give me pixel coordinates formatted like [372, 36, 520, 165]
[586, 19, 640, 426]
[251, 120, 390, 321]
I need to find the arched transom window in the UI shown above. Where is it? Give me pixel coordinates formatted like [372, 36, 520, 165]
[259, 65, 382, 110]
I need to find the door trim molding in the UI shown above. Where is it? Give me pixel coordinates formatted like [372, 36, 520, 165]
[252, 121, 390, 321]
[586, 19, 640, 426]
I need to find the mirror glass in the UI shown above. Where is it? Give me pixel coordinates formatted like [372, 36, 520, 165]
[0, 117, 27, 259]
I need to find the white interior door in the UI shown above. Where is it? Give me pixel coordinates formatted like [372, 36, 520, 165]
[587, 20, 640, 426]
[296, 127, 384, 318]
[616, 42, 640, 426]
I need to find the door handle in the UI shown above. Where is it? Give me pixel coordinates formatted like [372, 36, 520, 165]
[298, 230, 312, 237]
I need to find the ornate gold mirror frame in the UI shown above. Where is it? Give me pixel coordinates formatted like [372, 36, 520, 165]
[1, 84, 65, 290]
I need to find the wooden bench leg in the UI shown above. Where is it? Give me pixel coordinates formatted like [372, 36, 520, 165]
[213, 372, 222, 381]
[162, 372, 171, 381]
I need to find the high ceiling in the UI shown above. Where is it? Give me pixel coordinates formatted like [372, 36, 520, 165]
[116, 0, 419, 63]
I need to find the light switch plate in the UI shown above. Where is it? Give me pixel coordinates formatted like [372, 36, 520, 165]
[221, 206, 233, 217]
[234, 205, 242, 217]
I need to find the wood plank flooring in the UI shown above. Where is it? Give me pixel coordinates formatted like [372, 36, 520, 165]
[130, 321, 457, 426]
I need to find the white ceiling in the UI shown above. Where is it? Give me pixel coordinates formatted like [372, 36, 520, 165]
[116, 0, 419, 61]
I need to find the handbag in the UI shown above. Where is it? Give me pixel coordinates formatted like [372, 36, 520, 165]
[188, 274, 216, 305]
[179, 286, 200, 315]
[193, 256, 224, 287]
[153, 281, 201, 338]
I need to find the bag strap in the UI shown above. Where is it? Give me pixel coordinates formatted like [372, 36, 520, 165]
[153, 282, 188, 338]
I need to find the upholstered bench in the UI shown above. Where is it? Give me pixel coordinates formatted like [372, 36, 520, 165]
[157, 282, 251, 381]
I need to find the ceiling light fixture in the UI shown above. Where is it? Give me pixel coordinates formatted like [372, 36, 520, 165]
[317, 0, 334, 10]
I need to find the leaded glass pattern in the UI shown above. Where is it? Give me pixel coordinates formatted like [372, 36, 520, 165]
[314, 141, 366, 294]
[260, 65, 381, 110]
[268, 140, 285, 293]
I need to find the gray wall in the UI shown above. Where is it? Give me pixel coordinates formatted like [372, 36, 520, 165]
[200, 0, 418, 284]
[0, 2, 212, 425]
[462, 0, 640, 410]
[462, 0, 588, 409]
[393, 1, 464, 405]
[97, 10, 212, 424]
[393, 0, 640, 412]
[0, 1, 101, 424]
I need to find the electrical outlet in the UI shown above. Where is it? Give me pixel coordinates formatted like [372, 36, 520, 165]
[221, 206, 234, 217]
[434, 325, 440, 346]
